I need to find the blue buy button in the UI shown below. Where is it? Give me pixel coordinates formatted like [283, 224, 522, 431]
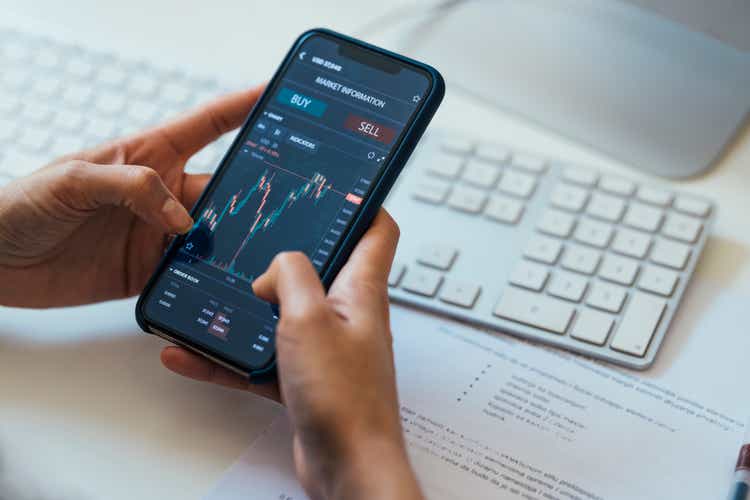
[276, 87, 327, 117]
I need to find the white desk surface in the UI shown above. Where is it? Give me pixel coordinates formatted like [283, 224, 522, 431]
[1, 2, 748, 499]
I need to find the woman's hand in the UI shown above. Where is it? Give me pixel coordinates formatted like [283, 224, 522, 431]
[0, 86, 262, 308]
[162, 212, 424, 500]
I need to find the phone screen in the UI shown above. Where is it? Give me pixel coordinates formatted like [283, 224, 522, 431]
[141, 33, 433, 371]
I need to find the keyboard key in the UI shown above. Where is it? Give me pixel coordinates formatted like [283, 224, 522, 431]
[401, 268, 443, 297]
[461, 160, 500, 188]
[571, 309, 614, 346]
[127, 100, 160, 126]
[85, 117, 119, 143]
[610, 293, 666, 357]
[162, 81, 193, 105]
[63, 83, 94, 106]
[98, 65, 128, 87]
[498, 169, 537, 198]
[475, 143, 510, 164]
[130, 73, 159, 96]
[447, 185, 487, 213]
[3, 41, 31, 62]
[598, 254, 639, 286]
[31, 75, 62, 99]
[388, 264, 406, 287]
[637, 265, 679, 297]
[35, 47, 61, 69]
[562, 167, 598, 187]
[0, 119, 18, 143]
[52, 110, 86, 133]
[586, 193, 625, 222]
[0, 95, 21, 114]
[17, 127, 52, 153]
[611, 228, 651, 259]
[426, 155, 464, 179]
[662, 213, 702, 243]
[537, 209, 576, 238]
[636, 186, 673, 207]
[22, 102, 53, 124]
[441, 137, 474, 155]
[573, 218, 613, 248]
[1, 149, 43, 177]
[599, 176, 635, 197]
[2, 67, 30, 89]
[67, 57, 95, 79]
[546, 271, 588, 302]
[49, 135, 87, 157]
[412, 179, 450, 204]
[650, 239, 691, 270]
[417, 245, 458, 270]
[523, 236, 563, 264]
[95, 91, 127, 115]
[549, 184, 589, 212]
[586, 282, 627, 313]
[494, 288, 574, 334]
[440, 280, 481, 308]
[484, 195, 524, 224]
[511, 154, 546, 174]
[561, 245, 601, 275]
[674, 196, 711, 217]
[509, 261, 549, 291]
[623, 202, 663, 232]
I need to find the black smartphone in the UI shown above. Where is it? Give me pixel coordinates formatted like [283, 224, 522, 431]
[136, 29, 444, 380]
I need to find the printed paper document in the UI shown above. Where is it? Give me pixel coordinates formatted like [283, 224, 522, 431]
[206, 281, 747, 499]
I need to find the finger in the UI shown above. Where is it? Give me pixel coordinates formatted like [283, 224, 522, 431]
[160, 346, 281, 400]
[329, 209, 400, 301]
[251, 252, 326, 311]
[156, 85, 264, 158]
[63, 161, 194, 234]
[181, 173, 211, 210]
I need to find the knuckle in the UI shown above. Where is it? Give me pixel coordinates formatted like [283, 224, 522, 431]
[61, 160, 92, 181]
[283, 301, 331, 328]
[127, 165, 161, 192]
[207, 106, 231, 136]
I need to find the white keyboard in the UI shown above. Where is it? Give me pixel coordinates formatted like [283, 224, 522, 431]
[0, 25, 234, 183]
[385, 132, 714, 369]
[1, 24, 714, 369]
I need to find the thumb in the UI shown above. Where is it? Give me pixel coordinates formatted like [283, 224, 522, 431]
[59, 161, 194, 234]
[251, 251, 326, 311]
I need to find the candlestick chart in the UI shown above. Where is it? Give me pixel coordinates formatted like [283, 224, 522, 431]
[179, 158, 352, 284]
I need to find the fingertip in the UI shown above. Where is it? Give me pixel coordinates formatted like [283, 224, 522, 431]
[161, 198, 194, 234]
[251, 272, 273, 301]
[160, 346, 212, 380]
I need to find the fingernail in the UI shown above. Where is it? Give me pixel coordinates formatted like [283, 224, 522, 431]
[162, 198, 193, 233]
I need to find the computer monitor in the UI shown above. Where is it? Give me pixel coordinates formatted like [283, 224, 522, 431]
[410, 0, 750, 178]
[627, 0, 750, 52]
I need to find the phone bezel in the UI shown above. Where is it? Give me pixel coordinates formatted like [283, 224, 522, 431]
[135, 28, 445, 379]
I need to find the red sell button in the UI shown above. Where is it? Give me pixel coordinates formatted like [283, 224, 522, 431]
[344, 114, 396, 145]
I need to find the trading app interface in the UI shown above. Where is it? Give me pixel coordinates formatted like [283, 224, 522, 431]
[144, 35, 431, 369]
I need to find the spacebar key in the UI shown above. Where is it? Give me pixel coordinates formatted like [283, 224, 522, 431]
[493, 288, 574, 334]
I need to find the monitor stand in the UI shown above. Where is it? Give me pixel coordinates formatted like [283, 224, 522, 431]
[407, 0, 750, 178]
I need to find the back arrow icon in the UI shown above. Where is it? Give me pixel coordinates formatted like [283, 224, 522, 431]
[299, 51, 306, 60]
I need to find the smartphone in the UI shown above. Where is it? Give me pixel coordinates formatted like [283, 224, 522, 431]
[136, 28, 444, 380]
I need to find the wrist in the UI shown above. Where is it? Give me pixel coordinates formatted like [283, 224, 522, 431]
[326, 436, 423, 500]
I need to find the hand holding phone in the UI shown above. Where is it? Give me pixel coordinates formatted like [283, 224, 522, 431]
[163, 210, 425, 499]
[137, 29, 444, 378]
